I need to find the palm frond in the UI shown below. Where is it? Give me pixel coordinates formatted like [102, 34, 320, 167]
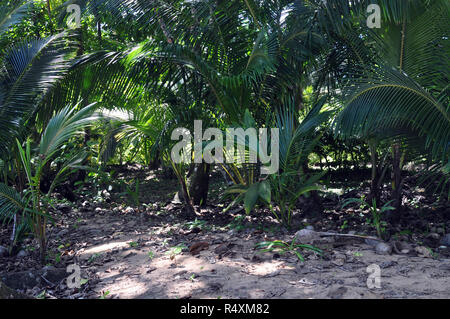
[0, 0, 34, 36]
[0, 183, 24, 224]
[0, 32, 76, 159]
[39, 102, 99, 161]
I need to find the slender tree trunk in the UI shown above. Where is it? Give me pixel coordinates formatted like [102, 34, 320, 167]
[97, 21, 102, 44]
[389, 18, 407, 215]
[46, 0, 54, 34]
[368, 140, 380, 204]
[178, 173, 197, 218]
[149, 149, 160, 169]
[188, 163, 210, 206]
[391, 144, 403, 212]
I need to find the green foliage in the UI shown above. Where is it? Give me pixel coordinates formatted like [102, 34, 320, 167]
[184, 218, 208, 231]
[127, 241, 138, 248]
[125, 180, 139, 207]
[0, 103, 98, 262]
[0, 1, 448, 256]
[342, 198, 395, 239]
[224, 180, 272, 216]
[165, 244, 187, 259]
[255, 238, 322, 262]
[227, 215, 247, 232]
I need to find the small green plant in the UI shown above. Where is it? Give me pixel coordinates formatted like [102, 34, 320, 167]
[255, 238, 322, 261]
[128, 241, 139, 248]
[227, 215, 246, 231]
[161, 238, 169, 247]
[73, 218, 83, 230]
[185, 218, 207, 230]
[36, 290, 46, 299]
[165, 244, 187, 260]
[125, 179, 140, 206]
[0, 104, 98, 263]
[342, 198, 394, 239]
[99, 290, 110, 299]
[148, 251, 155, 259]
[80, 278, 89, 286]
[88, 253, 101, 263]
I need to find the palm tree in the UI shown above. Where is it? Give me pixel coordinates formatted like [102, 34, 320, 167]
[321, 0, 450, 203]
[54, 0, 333, 209]
[0, 103, 99, 262]
[0, 0, 93, 256]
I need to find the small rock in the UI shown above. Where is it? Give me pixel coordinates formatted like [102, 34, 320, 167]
[124, 207, 135, 214]
[102, 190, 111, 199]
[331, 252, 346, 266]
[414, 246, 433, 258]
[305, 225, 314, 231]
[0, 245, 8, 257]
[440, 234, 450, 246]
[365, 238, 381, 247]
[393, 241, 412, 254]
[16, 250, 28, 258]
[375, 242, 392, 255]
[294, 229, 320, 244]
[426, 233, 440, 240]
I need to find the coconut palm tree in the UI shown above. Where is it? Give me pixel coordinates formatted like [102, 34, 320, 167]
[323, 0, 450, 202]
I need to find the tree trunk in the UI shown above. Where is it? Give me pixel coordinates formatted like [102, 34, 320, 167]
[148, 149, 160, 170]
[178, 174, 196, 218]
[368, 140, 380, 204]
[391, 144, 403, 212]
[188, 163, 210, 206]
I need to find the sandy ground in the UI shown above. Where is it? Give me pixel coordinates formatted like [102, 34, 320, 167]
[67, 212, 450, 299]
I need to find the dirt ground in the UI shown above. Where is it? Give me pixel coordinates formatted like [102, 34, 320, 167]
[1, 167, 449, 299]
[76, 211, 450, 299]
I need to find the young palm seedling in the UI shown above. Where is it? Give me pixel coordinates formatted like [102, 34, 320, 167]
[0, 103, 99, 263]
[342, 198, 395, 239]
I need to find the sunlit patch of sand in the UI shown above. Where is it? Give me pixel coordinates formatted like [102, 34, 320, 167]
[78, 240, 130, 257]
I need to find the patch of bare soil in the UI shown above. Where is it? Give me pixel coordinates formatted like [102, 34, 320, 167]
[1, 167, 449, 299]
[1, 203, 449, 299]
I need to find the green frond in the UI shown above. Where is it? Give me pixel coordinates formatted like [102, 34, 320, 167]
[0, 32, 76, 158]
[39, 102, 99, 160]
[0, 183, 24, 224]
